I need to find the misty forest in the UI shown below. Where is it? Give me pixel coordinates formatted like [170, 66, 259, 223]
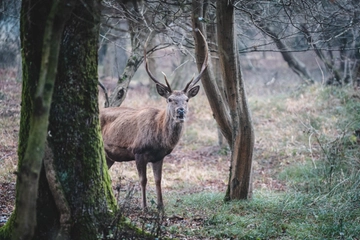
[0, 0, 359, 239]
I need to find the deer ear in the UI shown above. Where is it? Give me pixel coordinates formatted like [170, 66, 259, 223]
[187, 85, 200, 99]
[156, 84, 171, 98]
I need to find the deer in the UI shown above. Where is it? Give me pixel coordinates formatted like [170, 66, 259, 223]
[100, 29, 208, 209]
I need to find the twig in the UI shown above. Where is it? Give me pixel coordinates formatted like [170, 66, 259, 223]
[0, 152, 16, 161]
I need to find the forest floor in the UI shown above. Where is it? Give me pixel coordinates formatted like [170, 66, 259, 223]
[1, 65, 360, 239]
[0, 75, 19, 226]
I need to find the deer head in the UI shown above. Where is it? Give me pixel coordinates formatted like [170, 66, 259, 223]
[144, 29, 209, 123]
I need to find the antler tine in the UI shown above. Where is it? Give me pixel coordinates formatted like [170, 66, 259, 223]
[183, 74, 194, 93]
[161, 72, 172, 91]
[183, 29, 209, 92]
[144, 32, 170, 90]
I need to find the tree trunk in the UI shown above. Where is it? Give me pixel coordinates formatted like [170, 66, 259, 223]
[43, 1, 117, 239]
[192, 0, 254, 201]
[108, 48, 143, 107]
[204, 1, 225, 147]
[216, 0, 254, 200]
[108, 2, 148, 107]
[192, 1, 232, 146]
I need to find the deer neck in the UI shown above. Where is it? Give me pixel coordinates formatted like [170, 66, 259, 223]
[160, 109, 184, 148]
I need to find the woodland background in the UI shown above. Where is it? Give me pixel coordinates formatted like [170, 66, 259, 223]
[1, 0, 360, 239]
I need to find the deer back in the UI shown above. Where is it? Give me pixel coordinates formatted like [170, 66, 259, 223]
[100, 105, 184, 162]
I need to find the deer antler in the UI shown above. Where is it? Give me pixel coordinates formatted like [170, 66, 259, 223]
[144, 33, 172, 92]
[183, 29, 209, 92]
[161, 71, 172, 90]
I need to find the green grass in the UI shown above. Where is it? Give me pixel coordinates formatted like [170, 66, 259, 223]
[164, 187, 359, 239]
[160, 85, 360, 239]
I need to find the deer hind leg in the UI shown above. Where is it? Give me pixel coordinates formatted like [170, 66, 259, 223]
[135, 154, 148, 209]
[152, 159, 164, 209]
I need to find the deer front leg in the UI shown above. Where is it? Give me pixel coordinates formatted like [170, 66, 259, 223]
[152, 159, 164, 209]
[135, 154, 148, 209]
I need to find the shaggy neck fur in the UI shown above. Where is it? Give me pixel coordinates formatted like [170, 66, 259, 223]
[161, 107, 184, 149]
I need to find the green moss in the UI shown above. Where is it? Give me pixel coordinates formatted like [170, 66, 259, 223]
[0, 212, 15, 240]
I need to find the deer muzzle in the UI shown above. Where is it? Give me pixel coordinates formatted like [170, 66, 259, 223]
[176, 107, 186, 122]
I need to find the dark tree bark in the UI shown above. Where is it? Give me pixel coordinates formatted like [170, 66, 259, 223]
[43, 1, 117, 239]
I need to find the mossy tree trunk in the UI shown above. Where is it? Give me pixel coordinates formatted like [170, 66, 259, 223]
[0, 1, 118, 240]
[192, 0, 254, 201]
[43, 0, 117, 239]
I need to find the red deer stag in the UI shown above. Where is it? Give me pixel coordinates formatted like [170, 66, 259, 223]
[100, 29, 208, 209]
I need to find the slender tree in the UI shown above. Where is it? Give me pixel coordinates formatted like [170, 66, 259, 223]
[192, 0, 254, 200]
[216, 0, 254, 200]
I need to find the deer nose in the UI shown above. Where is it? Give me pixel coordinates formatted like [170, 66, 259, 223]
[177, 108, 185, 117]
[177, 108, 185, 113]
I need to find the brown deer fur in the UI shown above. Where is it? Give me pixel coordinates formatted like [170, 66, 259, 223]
[100, 29, 208, 209]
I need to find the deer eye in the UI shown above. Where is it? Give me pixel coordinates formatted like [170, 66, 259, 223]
[168, 98, 172, 102]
